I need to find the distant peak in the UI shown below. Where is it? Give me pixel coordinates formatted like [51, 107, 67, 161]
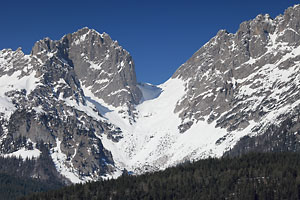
[36, 37, 52, 43]
[101, 32, 109, 37]
[80, 26, 90, 31]
[72, 27, 91, 36]
[31, 36, 56, 56]
[74, 27, 101, 37]
[254, 13, 273, 22]
[77, 26, 92, 33]
[216, 29, 229, 36]
[284, 4, 300, 15]
[293, 4, 300, 9]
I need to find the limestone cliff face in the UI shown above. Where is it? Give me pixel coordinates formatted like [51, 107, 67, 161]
[1, 4, 300, 184]
[172, 5, 300, 138]
[0, 27, 139, 183]
[31, 27, 142, 108]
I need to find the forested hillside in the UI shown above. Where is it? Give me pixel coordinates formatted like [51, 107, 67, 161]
[0, 142, 64, 200]
[20, 152, 300, 200]
[0, 173, 61, 200]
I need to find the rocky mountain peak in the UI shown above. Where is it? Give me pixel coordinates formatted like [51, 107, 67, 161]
[172, 4, 300, 136]
[0, 27, 143, 183]
[31, 37, 56, 56]
[30, 27, 142, 112]
[1, 4, 300, 185]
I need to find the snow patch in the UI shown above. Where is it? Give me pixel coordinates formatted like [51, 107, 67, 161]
[51, 138, 88, 183]
[138, 83, 162, 102]
[2, 147, 41, 161]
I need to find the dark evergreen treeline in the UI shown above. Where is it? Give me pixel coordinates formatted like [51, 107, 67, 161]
[0, 143, 64, 200]
[0, 156, 63, 200]
[20, 152, 300, 200]
[0, 172, 60, 200]
[0, 139, 66, 184]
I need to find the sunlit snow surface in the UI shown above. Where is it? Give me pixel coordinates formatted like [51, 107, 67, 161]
[0, 70, 40, 120]
[2, 147, 41, 161]
[2, 18, 300, 182]
[51, 138, 88, 183]
[82, 78, 256, 174]
[81, 25, 300, 174]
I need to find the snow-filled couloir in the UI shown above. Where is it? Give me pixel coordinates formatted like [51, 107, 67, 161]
[82, 4, 300, 174]
[1, 4, 300, 184]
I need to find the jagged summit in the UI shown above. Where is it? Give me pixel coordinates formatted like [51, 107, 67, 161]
[0, 28, 141, 183]
[1, 4, 300, 184]
[31, 27, 142, 109]
[170, 4, 300, 147]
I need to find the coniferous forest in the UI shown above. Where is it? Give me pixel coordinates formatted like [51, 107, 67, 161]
[18, 152, 300, 200]
[0, 142, 64, 200]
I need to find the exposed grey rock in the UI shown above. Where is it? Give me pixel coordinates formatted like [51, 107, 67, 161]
[1, 4, 300, 184]
[173, 5, 300, 137]
[31, 27, 142, 108]
[0, 27, 140, 182]
[225, 105, 300, 156]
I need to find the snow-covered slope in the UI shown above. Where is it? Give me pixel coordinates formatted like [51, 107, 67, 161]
[0, 28, 131, 183]
[86, 78, 255, 173]
[1, 4, 300, 184]
[82, 4, 300, 174]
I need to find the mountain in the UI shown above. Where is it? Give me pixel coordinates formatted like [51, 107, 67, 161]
[1, 4, 300, 184]
[101, 4, 300, 173]
[0, 28, 139, 183]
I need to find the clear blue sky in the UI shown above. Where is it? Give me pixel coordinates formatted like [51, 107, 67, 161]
[0, 0, 298, 84]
